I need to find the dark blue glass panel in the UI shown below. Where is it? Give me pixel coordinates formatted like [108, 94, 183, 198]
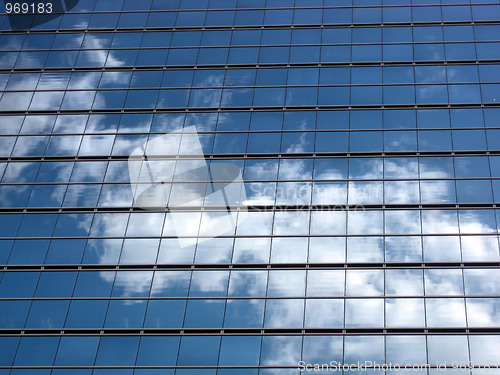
[45, 239, 86, 264]
[450, 108, 484, 128]
[321, 46, 351, 63]
[235, 10, 264, 26]
[144, 300, 186, 328]
[0, 337, 20, 366]
[8, 240, 50, 265]
[14, 336, 59, 366]
[417, 109, 450, 128]
[73, 271, 115, 297]
[177, 336, 221, 366]
[414, 44, 445, 61]
[418, 130, 453, 151]
[104, 300, 147, 328]
[184, 300, 225, 328]
[315, 132, 348, 153]
[259, 46, 290, 64]
[0, 271, 39, 298]
[95, 336, 140, 366]
[457, 180, 493, 203]
[256, 68, 287, 86]
[452, 129, 487, 150]
[146, 12, 176, 27]
[264, 9, 293, 25]
[201, 30, 232, 46]
[286, 87, 318, 106]
[350, 131, 383, 152]
[136, 336, 180, 365]
[290, 46, 320, 63]
[219, 336, 261, 365]
[247, 133, 281, 153]
[25, 300, 70, 328]
[0, 214, 22, 237]
[205, 10, 234, 26]
[318, 87, 350, 106]
[487, 129, 500, 150]
[65, 300, 108, 328]
[35, 271, 77, 297]
[351, 86, 383, 105]
[0, 300, 30, 328]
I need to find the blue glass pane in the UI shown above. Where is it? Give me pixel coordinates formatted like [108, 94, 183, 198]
[54, 336, 99, 365]
[0, 300, 30, 328]
[0, 337, 20, 366]
[219, 336, 261, 365]
[8, 240, 50, 265]
[144, 300, 186, 328]
[95, 336, 140, 366]
[14, 337, 59, 366]
[177, 336, 221, 366]
[65, 300, 108, 328]
[136, 336, 180, 365]
[25, 300, 69, 328]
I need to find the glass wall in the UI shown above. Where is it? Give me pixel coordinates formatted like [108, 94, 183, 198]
[0, 0, 500, 374]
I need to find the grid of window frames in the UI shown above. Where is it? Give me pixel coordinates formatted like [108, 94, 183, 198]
[1, 0, 500, 374]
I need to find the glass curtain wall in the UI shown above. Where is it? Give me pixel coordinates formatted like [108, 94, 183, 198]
[0, 0, 499, 374]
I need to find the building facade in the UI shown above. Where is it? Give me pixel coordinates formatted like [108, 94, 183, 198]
[0, 0, 500, 374]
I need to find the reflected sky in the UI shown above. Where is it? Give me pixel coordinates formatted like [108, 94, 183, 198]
[1, 3, 500, 373]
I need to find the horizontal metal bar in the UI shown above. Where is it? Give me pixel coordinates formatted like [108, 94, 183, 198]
[0, 102, 499, 116]
[0, 17, 499, 36]
[0, 202, 498, 214]
[3, 58, 500, 74]
[2, 261, 500, 272]
[0, 327, 498, 336]
[1, 150, 500, 164]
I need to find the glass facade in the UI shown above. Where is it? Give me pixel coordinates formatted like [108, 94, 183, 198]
[1, 0, 500, 374]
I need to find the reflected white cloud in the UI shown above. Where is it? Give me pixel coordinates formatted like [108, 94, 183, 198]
[425, 269, 464, 295]
[427, 335, 469, 364]
[264, 299, 304, 328]
[304, 299, 343, 328]
[466, 298, 500, 327]
[189, 271, 229, 296]
[345, 299, 384, 327]
[346, 270, 384, 296]
[386, 298, 425, 327]
[425, 298, 467, 327]
[261, 336, 302, 366]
